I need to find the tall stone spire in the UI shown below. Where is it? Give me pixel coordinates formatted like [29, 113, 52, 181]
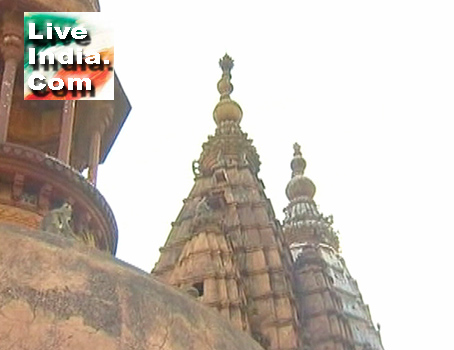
[153, 56, 302, 350]
[283, 144, 384, 350]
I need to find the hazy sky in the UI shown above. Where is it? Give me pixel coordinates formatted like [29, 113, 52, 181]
[96, 1, 454, 349]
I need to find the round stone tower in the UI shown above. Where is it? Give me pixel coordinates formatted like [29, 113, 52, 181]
[0, 1, 130, 254]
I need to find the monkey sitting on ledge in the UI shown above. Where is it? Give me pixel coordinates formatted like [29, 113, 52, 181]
[40, 202, 75, 238]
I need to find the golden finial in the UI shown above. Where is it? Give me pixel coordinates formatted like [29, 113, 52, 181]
[217, 54, 234, 100]
[213, 54, 243, 125]
[219, 53, 234, 74]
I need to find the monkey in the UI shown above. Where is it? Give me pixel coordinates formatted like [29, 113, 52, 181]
[40, 202, 75, 237]
[195, 196, 212, 217]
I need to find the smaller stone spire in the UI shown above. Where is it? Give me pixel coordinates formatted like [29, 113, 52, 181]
[213, 54, 243, 125]
[285, 143, 316, 200]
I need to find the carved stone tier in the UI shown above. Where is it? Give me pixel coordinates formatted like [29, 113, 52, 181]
[0, 142, 118, 254]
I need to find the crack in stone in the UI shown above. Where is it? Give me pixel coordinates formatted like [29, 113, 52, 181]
[149, 316, 174, 350]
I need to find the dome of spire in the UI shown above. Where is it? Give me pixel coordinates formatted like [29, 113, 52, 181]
[285, 143, 316, 200]
[213, 54, 243, 125]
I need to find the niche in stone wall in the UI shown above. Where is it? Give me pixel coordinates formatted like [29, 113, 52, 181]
[192, 281, 204, 298]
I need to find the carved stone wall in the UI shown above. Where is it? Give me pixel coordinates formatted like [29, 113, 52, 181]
[0, 203, 42, 229]
[154, 164, 302, 350]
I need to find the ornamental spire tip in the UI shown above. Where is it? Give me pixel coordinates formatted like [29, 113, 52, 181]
[286, 142, 316, 200]
[213, 54, 243, 125]
[291, 142, 306, 177]
[293, 143, 302, 157]
[219, 53, 234, 74]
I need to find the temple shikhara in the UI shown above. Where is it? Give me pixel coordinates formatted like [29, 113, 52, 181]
[153, 54, 384, 350]
[0, 1, 385, 350]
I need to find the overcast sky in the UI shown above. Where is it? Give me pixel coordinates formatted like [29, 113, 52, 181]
[96, 1, 454, 349]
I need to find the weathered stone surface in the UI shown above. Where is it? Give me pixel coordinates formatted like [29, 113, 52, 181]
[0, 224, 264, 350]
